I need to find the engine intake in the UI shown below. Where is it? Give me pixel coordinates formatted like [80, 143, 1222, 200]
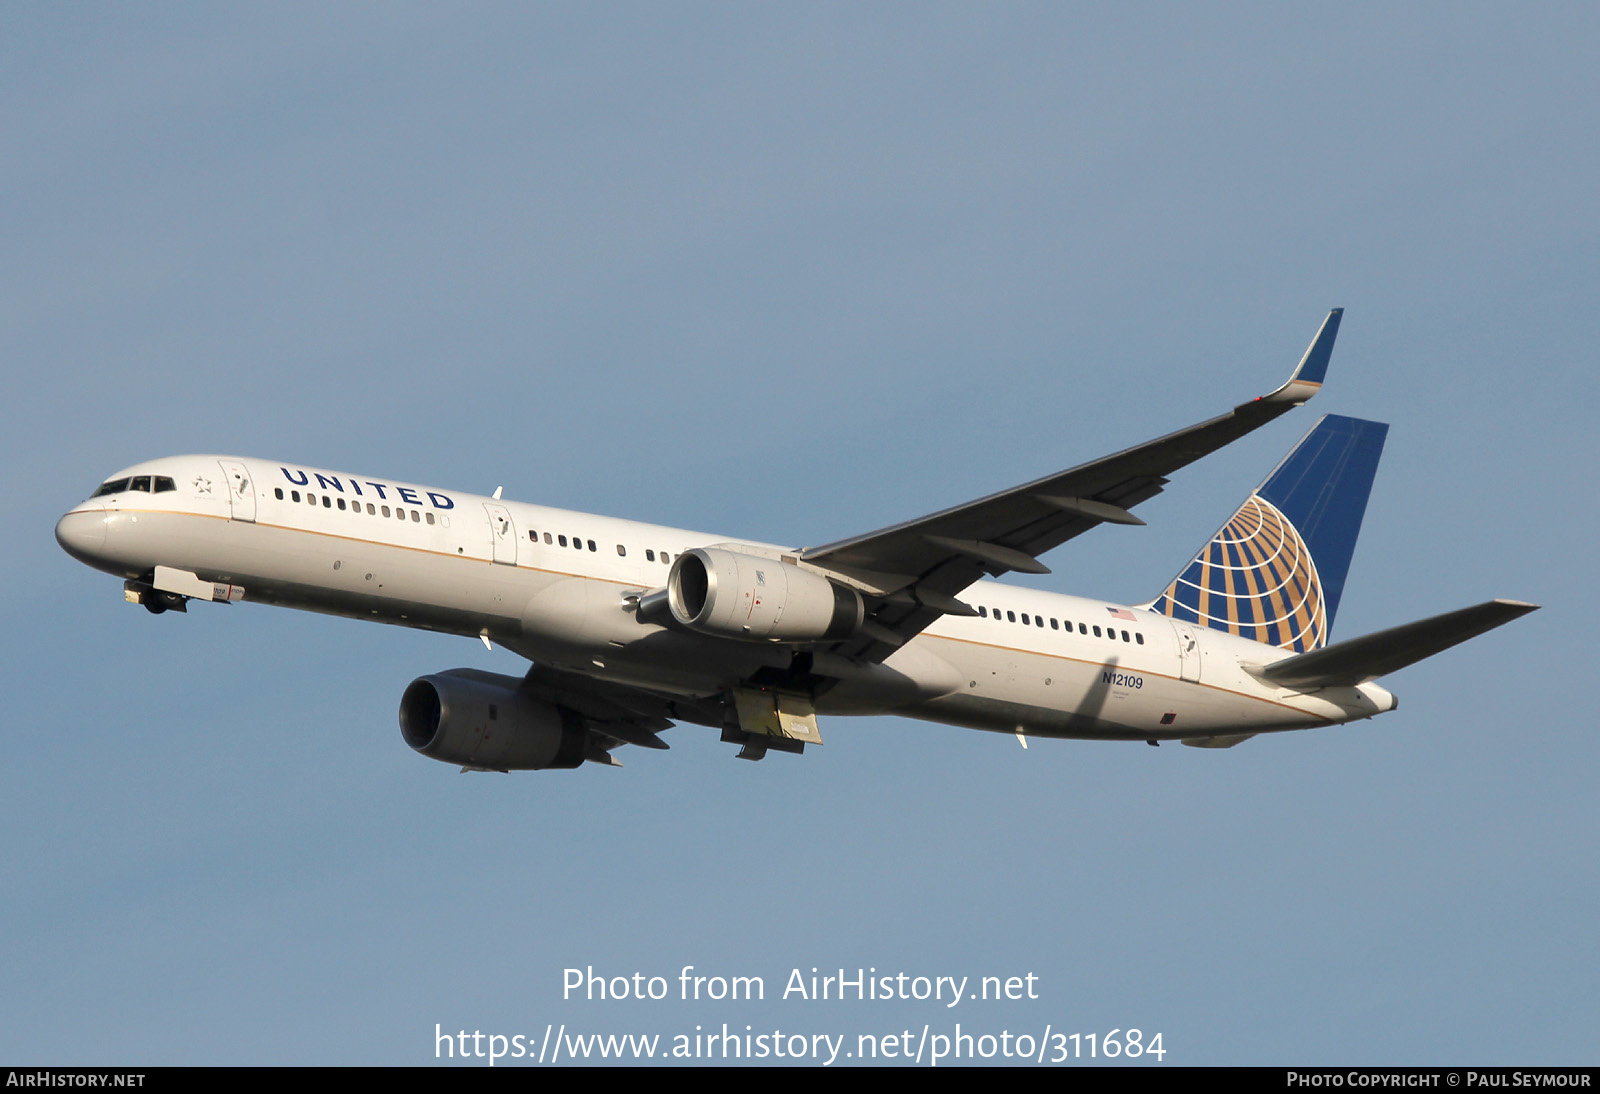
[666, 548, 862, 642]
[399, 668, 588, 770]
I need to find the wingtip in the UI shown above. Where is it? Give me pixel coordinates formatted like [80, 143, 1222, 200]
[1260, 310, 1341, 404]
[1294, 308, 1343, 385]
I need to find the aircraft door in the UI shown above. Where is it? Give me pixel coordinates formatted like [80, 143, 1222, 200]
[218, 460, 256, 523]
[483, 502, 518, 565]
[1173, 622, 1201, 683]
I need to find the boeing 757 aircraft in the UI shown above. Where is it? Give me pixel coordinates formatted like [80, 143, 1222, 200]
[56, 311, 1535, 769]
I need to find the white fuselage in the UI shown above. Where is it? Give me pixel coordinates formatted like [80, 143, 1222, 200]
[56, 455, 1396, 746]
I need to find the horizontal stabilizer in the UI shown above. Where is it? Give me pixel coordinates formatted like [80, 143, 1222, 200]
[1255, 599, 1538, 689]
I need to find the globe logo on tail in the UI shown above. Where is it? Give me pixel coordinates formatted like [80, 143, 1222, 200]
[1150, 494, 1327, 653]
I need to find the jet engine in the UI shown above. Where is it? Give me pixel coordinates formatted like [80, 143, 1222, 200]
[666, 547, 863, 642]
[399, 668, 589, 770]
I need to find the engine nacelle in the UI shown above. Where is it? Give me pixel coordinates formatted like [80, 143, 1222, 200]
[666, 548, 863, 642]
[399, 668, 588, 770]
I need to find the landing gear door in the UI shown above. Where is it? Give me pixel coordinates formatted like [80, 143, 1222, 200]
[484, 502, 517, 565]
[218, 460, 256, 523]
[1173, 622, 1201, 683]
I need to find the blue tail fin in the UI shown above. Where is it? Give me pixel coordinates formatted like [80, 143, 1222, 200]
[1146, 414, 1388, 651]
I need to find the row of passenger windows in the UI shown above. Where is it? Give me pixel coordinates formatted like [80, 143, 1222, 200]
[92, 475, 176, 497]
[526, 529, 675, 564]
[977, 604, 1145, 644]
[274, 486, 447, 526]
[262, 489, 1141, 643]
[531, 530, 599, 552]
[265, 495, 663, 558]
[260, 488, 1146, 643]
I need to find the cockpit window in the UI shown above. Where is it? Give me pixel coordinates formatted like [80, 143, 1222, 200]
[129, 476, 152, 492]
[154, 476, 176, 493]
[91, 478, 130, 497]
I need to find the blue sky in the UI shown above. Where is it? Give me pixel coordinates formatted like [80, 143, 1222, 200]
[4, 4, 1596, 1065]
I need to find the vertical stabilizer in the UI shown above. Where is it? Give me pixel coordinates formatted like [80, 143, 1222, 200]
[1146, 414, 1388, 651]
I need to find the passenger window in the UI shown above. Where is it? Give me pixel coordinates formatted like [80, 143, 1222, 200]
[411, 510, 420, 522]
[426, 512, 435, 525]
[1006, 611, 1016, 622]
[558, 535, 567, 547]
[323, 496, 332, 508]
[292, 491, 301, 502]
[154, 476, 176, 493]
[616, 545, 626, 556]
[1035, 615, 1044, 627]
[367, 503, 375, 515]
[587, 539, 596, 552]
[381, 505, 390, 517]
[1050, 618, 1058, 630]
[661, 553, 670, 564]
[275, 488, 284, 500]
[337, 498, 346, 510]
[543, 533, 552, 545]
[307, 493, 317, 505]
[1136, 633, 1144, 645]
[1093, 625, 1102, 637]
[646, 549, 655, 561]
[1121, 630, 1130, 642]
[978, 607, 987, 618]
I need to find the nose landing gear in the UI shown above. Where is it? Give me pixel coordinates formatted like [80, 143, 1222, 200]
[123, 579, 188, 615]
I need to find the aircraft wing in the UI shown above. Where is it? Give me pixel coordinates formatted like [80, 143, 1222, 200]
[799, 309, 1343, 663]
[510, 660, 726, 752]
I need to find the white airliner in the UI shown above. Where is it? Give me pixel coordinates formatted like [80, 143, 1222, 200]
[57, 311, 1535, 768]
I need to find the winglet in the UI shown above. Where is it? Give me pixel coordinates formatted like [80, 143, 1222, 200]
[1261, 308, 1342, 405]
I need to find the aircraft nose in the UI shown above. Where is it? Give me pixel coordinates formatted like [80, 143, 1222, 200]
[55, 505, 107, 563]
